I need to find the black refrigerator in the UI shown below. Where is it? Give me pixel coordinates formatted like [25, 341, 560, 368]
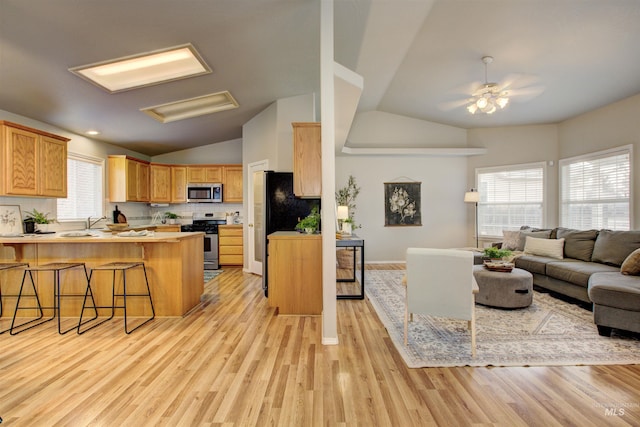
[262, 171, 320, 297]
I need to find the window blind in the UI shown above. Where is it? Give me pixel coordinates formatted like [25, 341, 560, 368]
[57, 154, 104, 221]
[560, 146, 631, 230]
[476, 163, 545, 237]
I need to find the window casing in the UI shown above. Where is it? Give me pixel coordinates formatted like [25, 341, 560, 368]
[476, 162, 546, 238]
[56, 153, 104, 221]
[559, 145, 632, 231]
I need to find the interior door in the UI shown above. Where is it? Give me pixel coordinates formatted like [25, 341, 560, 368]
[247, 160, 268, 275]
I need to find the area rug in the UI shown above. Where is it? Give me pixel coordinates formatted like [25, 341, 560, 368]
[366, 270, 640, 368]
[204, 270, 223, 283]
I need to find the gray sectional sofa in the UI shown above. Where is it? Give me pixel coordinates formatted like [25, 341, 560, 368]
[499, 227, 640, 336]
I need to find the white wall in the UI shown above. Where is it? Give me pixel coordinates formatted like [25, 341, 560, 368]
[338, 111, 469, 262]
[152, 139, 242, 164]
[242, 93, 316, 172]
[466, 124, 560, 243]
[559, 93, 640, 228]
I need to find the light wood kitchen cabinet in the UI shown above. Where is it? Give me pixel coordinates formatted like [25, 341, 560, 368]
[222, 165, 243, 203]
[155, 224, 181, 232]
[150, 163, 171, 203]
[187, 166, 222, 183]
[108, 155, 151, 202]
[267, 231, 322, 315]
[292, 122, 321, 197]
[0, 121, 69, 198]
[171, 166, 187, 203]
[219, 224, 243, 266]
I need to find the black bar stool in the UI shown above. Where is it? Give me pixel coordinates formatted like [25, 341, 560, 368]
[78, 262, 155, 334]
[0, 262, 29, 334]
[10, 262, 93, 335]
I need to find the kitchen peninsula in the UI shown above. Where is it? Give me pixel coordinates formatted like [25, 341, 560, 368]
[0, 232, 204, 317]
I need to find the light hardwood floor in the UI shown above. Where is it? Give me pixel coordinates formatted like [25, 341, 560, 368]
[0, 265, 639, 426]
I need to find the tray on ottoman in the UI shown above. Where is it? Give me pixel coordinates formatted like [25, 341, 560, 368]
[483, 261, 514, 272]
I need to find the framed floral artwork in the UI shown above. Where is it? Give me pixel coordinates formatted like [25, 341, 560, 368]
[0, 205, 23, 235]
[384, 182, 421, 226]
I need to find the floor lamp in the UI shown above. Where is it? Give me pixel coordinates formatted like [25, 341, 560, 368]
[464, 189, 480, 248]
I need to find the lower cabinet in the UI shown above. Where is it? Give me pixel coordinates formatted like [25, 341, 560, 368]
[219, 225, 243, 266]
[267, 231, 322, 315]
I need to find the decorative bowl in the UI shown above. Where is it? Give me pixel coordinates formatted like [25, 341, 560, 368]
[106, 223, 128, 231]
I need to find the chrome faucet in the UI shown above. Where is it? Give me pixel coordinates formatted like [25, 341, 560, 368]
[87, 216, 107, 229]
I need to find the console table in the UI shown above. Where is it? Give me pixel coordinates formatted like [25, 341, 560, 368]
[336, 235, 365, 300]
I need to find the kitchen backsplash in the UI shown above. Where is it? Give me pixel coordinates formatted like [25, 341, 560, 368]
[0, 195, 244, 232]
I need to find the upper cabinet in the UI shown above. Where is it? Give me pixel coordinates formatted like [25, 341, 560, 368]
[292, 122, 321, 198]
[150, 164, 187, 203]
[108, 155, 151, 203]
[171, 166, 187, 203]
[0, 121, 69, 198]
[150, 164, 172, 203]
[222, 165, 243, 203]
[187, 166, 222, 183]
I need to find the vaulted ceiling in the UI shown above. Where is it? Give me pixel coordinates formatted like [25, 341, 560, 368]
[1, 0, 639, 156]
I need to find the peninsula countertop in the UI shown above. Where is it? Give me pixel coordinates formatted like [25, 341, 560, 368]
[0, 231, 205, 316]
[0, 231, 203, 244]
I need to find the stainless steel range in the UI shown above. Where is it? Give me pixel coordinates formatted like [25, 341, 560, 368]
[181, 213, 226, 270]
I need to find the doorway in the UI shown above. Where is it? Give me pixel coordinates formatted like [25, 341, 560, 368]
[247, 159, 268, 275]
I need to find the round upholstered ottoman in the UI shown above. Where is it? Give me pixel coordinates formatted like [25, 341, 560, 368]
[473, 265, 533, 308]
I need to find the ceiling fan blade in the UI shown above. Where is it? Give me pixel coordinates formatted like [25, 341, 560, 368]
[448, 80, 483, 96]
[499, 73, 541, 91]
[438, 98, 472, 111]
[508, 86, 546, 101]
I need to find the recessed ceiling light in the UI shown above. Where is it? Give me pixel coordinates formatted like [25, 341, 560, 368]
[69, 44, 211, 93]
[140, 91, 239, 123]
[86, 130, 100, 136]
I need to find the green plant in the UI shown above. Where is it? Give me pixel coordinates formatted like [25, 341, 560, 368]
[296, 207, 320, 233]
[24, 209, 54, 224]
[335, 175, 361, 229]
[483, 247, 512, 259]
[164, 212, 179, 219]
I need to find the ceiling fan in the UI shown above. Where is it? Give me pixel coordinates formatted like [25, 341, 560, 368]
[439, 56, 545, 115]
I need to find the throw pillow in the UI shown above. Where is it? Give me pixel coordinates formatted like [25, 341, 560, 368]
[621, 248, 640, 276]
[592, 230, 640, 267]
[555, 228, 599, 262]
[502, 230, 520, 251]
[517, 229, 552, 251]
[524, 236, 565, 259]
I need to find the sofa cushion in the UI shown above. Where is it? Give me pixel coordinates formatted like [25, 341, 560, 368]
[555, 228, 599, 262]
[514, 254, 559, 275]
[592, 230, 640, 267]
[502, 230, 521, 251]
[517, 229, 552, 251]
[524, 236, 565, 259]
[588, 272, 640, 311]
[621, 248, 640, 276]
[546, 261, 619, 288]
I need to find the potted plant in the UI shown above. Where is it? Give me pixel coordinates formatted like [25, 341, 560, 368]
[296, 207, 320, 234]
[24, 209, 55, 233]
[483, 246, 512, 261]
[336, 175, 361, 230]
[164, 212, 179, 224]
[341, 217, 355, 235]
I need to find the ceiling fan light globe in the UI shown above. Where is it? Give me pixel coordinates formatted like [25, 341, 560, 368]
[497, 97, 509, 108]
[476, 97, 488, 109]
[485, 104, 497, 114]
[467, 104, 478, 114]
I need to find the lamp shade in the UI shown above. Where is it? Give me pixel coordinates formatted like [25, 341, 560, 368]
[337, 206, 349, 220]
[464, 190, 480, 203]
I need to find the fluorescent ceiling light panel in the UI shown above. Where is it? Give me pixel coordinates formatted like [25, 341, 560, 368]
[141, 91, 239, 123]
[69, 44, 211, 93]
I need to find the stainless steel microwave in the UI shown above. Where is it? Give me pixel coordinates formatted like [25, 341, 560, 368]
[187, 183, 222, 203]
